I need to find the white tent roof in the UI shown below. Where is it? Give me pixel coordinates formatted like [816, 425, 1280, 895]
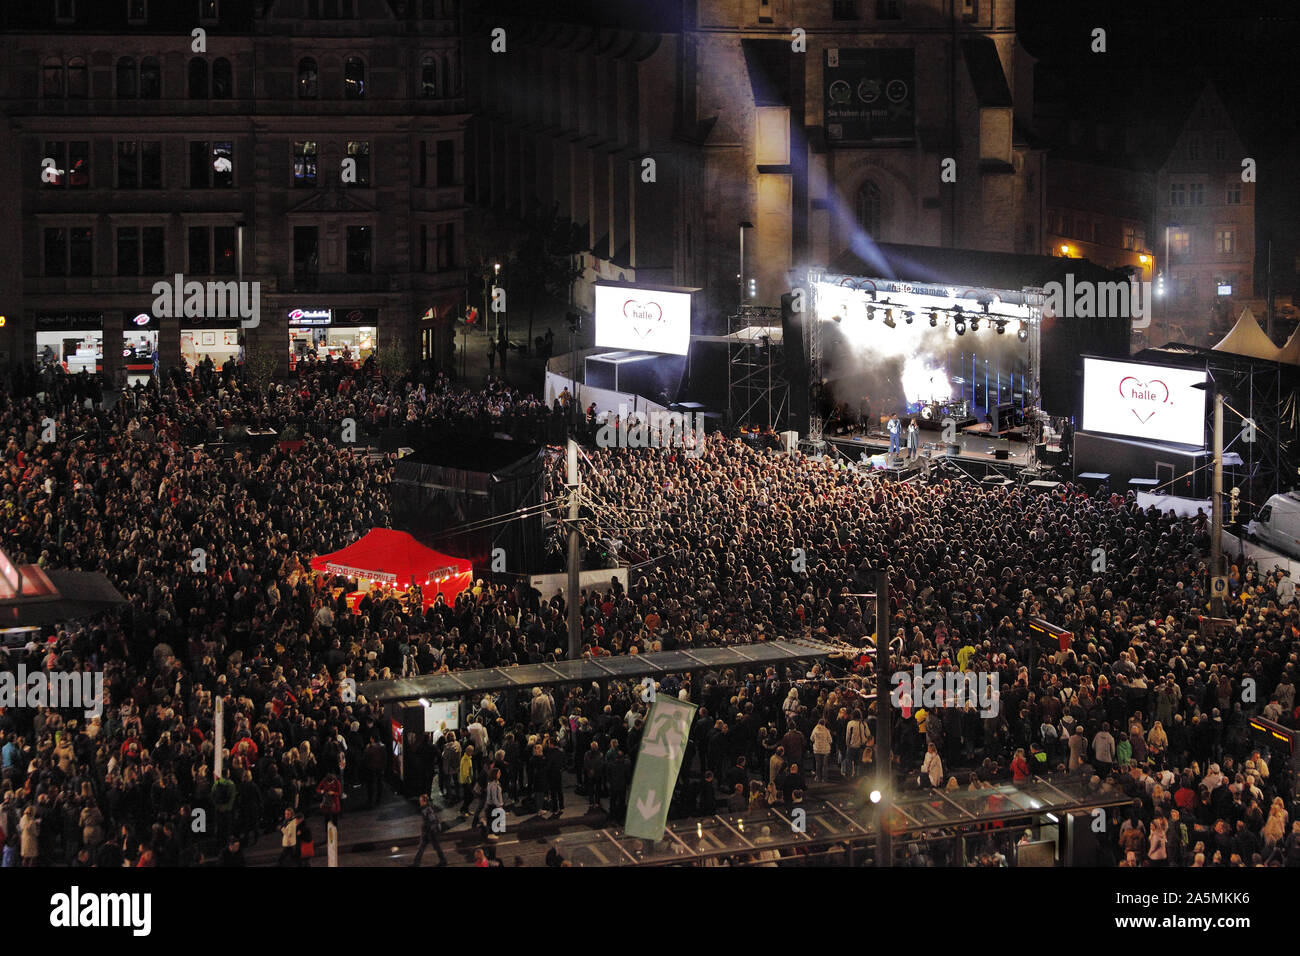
[1212, 306, 1280, 361]
[1277, 325, 1300, 365]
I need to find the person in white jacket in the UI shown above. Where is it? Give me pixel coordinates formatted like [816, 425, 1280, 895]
[921, 743, 944, 788]
[810, 719, 834, 783]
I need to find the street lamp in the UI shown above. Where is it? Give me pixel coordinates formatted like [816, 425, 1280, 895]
[1163, 223, 1180, 339]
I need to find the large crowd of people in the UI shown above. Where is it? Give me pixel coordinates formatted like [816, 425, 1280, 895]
[0, 360, 1297, 867]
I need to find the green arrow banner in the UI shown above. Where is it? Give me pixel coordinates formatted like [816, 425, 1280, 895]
[625, 695, 697, 842]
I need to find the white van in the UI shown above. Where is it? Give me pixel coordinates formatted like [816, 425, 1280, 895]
[1246, 492, 1300, 559]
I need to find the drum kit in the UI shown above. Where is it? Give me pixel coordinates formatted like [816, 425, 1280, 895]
[918, 377, 969, 422]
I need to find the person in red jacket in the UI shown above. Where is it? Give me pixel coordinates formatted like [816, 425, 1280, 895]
[316, 772, 343, 829]
[1010, 748, 1030, 785]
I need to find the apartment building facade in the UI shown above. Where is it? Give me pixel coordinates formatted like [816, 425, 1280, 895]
[0, 0, 468, 379]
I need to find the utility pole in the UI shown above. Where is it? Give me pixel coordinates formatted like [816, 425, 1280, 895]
[874, 568, 892, 868]
[566, 439, 582, 659]
[1211, 391, 1225, 616]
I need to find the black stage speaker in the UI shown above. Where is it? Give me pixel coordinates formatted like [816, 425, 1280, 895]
[781, 292, 809, 434]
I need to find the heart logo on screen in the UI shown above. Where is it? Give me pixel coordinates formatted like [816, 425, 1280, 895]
[623, 299, 663, 340]
[1118, 376, 1170, 425]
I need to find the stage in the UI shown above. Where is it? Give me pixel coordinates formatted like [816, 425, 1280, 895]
[824, 425, 1063, 484]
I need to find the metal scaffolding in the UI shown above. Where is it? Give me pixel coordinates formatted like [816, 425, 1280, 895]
[726, 305, 788, 431]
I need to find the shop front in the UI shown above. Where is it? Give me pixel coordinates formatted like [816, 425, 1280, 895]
[180, 319, 241, 371]
[36, 311, 104, 374]
[287, 307, 377, 370]
[122, 310, 159, 384]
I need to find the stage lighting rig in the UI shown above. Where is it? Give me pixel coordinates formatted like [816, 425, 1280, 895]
[954, 316, 967, 335]
[929, 311, 938, 327]
[995, 319, 1007, 334]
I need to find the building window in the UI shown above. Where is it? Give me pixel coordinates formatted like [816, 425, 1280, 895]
[117, 141, 162, 189]
[298, 58, 319, 99]
[294, 227, 319, 276]
[1169, 229, 1190, 256]
[43, 59, 64, 98]
[1216, 229, 1235, 255]
[962, 0, 977, 20]
[421, 55, 438, 97]
[117, 227, 140, 276]
[45, 229, 67, 277]
[832, 0, 857, 19]
[140, 57, 161, 98]
[1188, 183, 1205, 206]
[1169, 183, 1186, 206]
[346, 226, 372, 274]
[344, 57, 365, 99]
[117, 141, 139, 189]
[127, 0, 147, 20]
[116, 57, 137, 98]
[419, 224, 429, 271]
[1186, 135, 1200, 160]
[67, 58, 88, 98]
[876, 0, 902, 19]
[855, 179, 882, 237]
[759, 0, 773, 23]
[345, 141, 370, 186]
[188, 227, 210, 274]
[42, 141, 90, 188]
[1122, 225, 1145, 251]
[44, 227, 93, 277]
[190, 141, 233, 187]
[436, 140, 455, 187]
[142, 226, 165, 274]
[1226, 182, 1242, 204]
[435, 222, 456, 269]
[293, 141, 318, 187]
[187, 226, 237, 275]
[212, 58, 232, 98]
[1213, 134, 1226, 160]
[189, 58, 209, 99]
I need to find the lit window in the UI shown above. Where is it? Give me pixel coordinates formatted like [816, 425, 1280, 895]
[344, 57, 365, 99]
[293, 141, 318, 187]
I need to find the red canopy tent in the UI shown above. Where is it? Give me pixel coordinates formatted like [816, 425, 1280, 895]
[310, 529, 472, 608]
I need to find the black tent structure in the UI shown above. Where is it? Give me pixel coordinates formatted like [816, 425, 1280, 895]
[390, 438, 547, 572]
[0, 548, 126, 630]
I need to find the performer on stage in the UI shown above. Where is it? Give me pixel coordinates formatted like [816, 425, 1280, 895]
[907, 419, 919, 460]
[887, 414, 901, 457]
